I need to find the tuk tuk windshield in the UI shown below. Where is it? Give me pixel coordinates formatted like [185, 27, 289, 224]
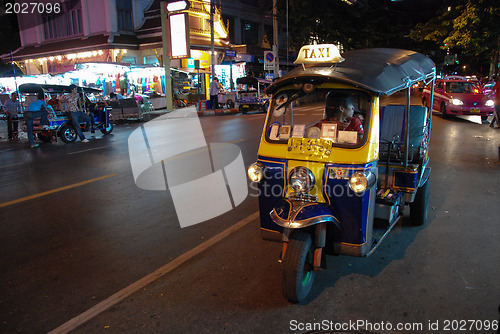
[267, 88, 371, 147]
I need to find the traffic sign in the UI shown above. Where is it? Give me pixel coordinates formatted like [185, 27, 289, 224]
[225, 50, 237, 57]
[264, 51, 275, 70]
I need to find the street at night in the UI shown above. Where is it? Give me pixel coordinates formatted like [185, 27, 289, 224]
[1, 92, 499, 333]
[1, 0, 499, 333]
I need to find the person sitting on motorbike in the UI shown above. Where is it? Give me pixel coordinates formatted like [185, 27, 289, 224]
[25, 92, 49, 148]
[60, 84, 94, 142]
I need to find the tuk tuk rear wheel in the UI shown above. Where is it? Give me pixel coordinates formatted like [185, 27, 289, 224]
[59, 124, 77, 143]
[410, 178, 430, 226]
[282, 231, 315, 303]
[37, 132, 52, 143]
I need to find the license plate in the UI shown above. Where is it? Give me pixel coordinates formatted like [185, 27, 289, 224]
[470, 108, 480, 113]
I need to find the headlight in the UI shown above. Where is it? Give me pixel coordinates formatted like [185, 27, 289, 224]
[486, 99, 494, 107]
[349, 171, 376, 193]
[289, 167, 315, 193]
[451, 98, 463, 106]
[247, 162, 264, 182]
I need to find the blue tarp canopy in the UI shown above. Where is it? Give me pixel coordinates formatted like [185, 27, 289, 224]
[267, 48, 436, 96]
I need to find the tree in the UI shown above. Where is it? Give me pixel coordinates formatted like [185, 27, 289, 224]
[276, 0, 439, 53]
[410, 0, 500, 76]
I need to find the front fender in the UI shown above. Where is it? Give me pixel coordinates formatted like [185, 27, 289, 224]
[270, 199, 341, 229]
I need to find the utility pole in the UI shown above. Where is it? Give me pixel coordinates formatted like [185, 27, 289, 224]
[210, 0, 215, 79]
[160, 2, 173, 110]
[273, 0, 279, 78]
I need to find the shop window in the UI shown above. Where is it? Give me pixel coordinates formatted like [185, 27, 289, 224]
[144, 55, 159, 65]
[121, 56, 136, 64]
[43, 8, 82, 40]
[117, 0, 133, 31]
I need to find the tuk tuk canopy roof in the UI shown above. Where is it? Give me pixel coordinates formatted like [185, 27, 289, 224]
[236, 76, 272, 87]
[18, 83, 102, 94]
[267, 48, 436, 96]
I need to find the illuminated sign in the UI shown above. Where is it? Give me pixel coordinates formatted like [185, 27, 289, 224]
[294, 44, 344, 64]
[169, 13, 190, 59]
[166, 0, 190, 12]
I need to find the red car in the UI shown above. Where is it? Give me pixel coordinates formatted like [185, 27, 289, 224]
[422, 76, 494, 119]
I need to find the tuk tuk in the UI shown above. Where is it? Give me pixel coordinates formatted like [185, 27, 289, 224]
[247, 44, 436, 302]
[236, 76, 271, 113]
[18, 83, 113, 143]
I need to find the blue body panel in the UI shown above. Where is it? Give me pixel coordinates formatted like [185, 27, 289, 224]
[322, 163, 375, 245]
[257, 156, 375, 246]
[257, 157, 287, 235]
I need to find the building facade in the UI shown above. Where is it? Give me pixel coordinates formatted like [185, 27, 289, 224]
[1, 0, 284, 93]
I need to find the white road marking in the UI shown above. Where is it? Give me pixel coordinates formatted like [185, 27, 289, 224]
[68, 146, 109, 155]
[48, 211, 260, 334]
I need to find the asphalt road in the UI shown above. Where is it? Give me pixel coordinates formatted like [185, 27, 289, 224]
[1, 95, 499, 334]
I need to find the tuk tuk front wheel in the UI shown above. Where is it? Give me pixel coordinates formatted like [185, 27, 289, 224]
[100, 122, 113, 134]
[59, 124, 77, 143]
[282, 231, 316, 303]
[409, 178, 430, 226]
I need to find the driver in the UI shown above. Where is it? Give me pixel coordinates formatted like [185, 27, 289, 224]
[308, 92, 364, 138]
[323, 92, 364, 134]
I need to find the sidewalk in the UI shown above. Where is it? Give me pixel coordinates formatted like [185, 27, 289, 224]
[140, 106, 240, 120]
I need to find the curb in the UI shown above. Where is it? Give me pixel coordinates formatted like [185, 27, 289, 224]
[197, 108, 239, 117]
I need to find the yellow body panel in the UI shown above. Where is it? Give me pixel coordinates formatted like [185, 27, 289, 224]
[257, 85, 380, 165]
[285, 160, 327, 203]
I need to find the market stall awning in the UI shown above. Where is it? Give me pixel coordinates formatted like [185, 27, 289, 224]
[1, 34, 139, 62]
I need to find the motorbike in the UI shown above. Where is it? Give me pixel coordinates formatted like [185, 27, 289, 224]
[18, 83, 113, 143]
[247, 44, 436, 302]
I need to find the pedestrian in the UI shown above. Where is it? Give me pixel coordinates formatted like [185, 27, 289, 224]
[209, 77, 220, 109]
[110, 92, 125, 100]
[487, 75, 500, 129]
[59, 84, 93, 142]
[3, 92, 22, 141]
[47, 94, 61, 111]
[25, 92, 49, 148]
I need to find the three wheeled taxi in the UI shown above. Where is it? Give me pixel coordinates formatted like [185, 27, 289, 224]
[247, 44, 436, 302]
[18, 83, 113, 143]
[236, 76, 271, 113]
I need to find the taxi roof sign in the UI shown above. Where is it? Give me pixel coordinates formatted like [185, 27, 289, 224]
[294, 44, 344, 65]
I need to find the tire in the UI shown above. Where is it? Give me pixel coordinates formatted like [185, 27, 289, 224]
[100, 122, 113, 134]
[226, 99, 235, 109]
[440, 102, 447, 118]
[410, 178, 430, 226]
[282, 231, 316, 303]
[239, 105, 246, 114]
[59, 123, 77, 143]
[37, 132, 52, 143]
